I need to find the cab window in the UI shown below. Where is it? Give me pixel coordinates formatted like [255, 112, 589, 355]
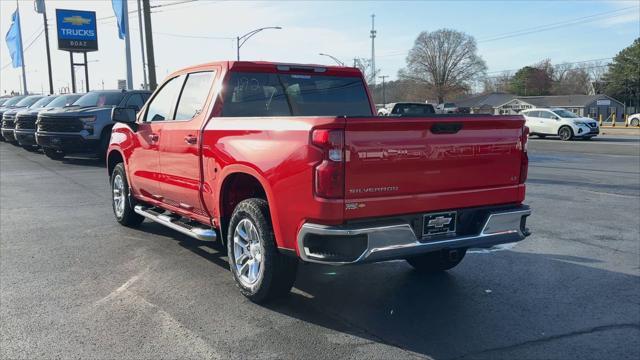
[144, 76, 184, 122]
[175, 71, 215, 120]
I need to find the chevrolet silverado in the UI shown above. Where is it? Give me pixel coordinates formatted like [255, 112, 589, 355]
[107, 61, 531, 303]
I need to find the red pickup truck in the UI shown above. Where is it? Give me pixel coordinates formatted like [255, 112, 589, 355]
[107, 61, 531, 303]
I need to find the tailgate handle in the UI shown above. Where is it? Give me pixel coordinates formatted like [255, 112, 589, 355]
[431, 123, 463, 134]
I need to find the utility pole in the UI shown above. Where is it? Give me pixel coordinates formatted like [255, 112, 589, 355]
[142, 0, 157, 90]
[35, 0, 53, 94]
[137, 0, 148, 90]
[370, 14, 376, 87]
[379, 75, 388, 106]
[16, 1, 28, 94]
[122, 0, 133, 90]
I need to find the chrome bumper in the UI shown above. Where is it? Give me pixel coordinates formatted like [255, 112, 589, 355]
[297, 206, 531, 265]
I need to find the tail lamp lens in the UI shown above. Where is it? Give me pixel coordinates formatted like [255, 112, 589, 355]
[520, 126, 529, 183]
[312, 129, 344, 198]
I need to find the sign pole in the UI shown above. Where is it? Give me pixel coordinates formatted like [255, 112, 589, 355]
[70, 52, 76, 93]
[123, 0, 133, 90]
[16, 1, 28, 94]
[84, 52, 90, 92]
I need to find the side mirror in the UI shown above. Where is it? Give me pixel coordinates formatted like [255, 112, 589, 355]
[112, 107, 137, 124]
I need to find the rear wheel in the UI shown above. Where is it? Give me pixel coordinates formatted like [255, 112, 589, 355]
[111, 163, 145, 227]
[630, 118, 640, 127]
[406, 248, 467, 272]
[43, 147, 65, 160]
[558, 126, 573, 141]
[227, 198, 298, 303]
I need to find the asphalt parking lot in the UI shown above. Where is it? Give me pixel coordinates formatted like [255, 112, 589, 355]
[1, 134, 639, 360]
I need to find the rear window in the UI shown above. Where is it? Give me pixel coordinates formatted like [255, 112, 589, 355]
[222, 72, 372, 117]
[73, 92, 125, 107]
[391, 103, 435, 116]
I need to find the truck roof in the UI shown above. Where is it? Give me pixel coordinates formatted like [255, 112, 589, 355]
[168, 61, 364, 78]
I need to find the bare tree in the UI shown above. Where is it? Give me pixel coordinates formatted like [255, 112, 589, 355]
[353, 58, 379, 85]
[399, 29, 487, 103]
[483, 71, 513, 93]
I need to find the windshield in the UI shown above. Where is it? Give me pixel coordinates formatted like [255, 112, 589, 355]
[553, 109, 579, 118]
[222, 72, 372, 117]
[73, 92, 125, 107]
[47, 94, 82, 108]
[15, 96, 44, 107]
[29, 96, 56, 109]
[2, 96, 25, 107]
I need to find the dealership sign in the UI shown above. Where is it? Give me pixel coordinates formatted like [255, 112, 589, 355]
[56, 9, 98, 52]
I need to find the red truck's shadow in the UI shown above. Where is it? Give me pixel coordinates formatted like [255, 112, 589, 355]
[144, 225, 638, 359]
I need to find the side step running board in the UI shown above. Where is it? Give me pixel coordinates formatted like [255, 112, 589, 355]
[134, 205, 217, 242]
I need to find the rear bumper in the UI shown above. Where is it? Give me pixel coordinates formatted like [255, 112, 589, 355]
[297, 205, 531, 264]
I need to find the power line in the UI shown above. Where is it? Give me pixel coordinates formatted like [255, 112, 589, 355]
[1, 29, 45, 71]
[486, 57, 613, 75]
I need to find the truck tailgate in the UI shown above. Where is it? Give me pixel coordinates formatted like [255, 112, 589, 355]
[344, 116, 526, 219]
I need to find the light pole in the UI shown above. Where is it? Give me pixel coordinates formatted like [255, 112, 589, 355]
[318, 53, 345, 66]
[236, 27, 282, 61]
[379, 75, 388, 106]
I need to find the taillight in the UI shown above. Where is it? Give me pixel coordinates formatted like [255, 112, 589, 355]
[520, 126, 529, 183]
[311, 129, 344, 198]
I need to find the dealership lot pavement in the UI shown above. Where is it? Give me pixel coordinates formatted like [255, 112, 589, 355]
[1, 135, 639, 360]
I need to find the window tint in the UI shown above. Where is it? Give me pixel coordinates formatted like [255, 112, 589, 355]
[222, 72, 372, 117]
[525, 111, 538, 117]
[538, 111, 554, 119]
[29, 96, 56, 109]
[3, 96, 25, 106]
[47, 94, 81, 108]
[175, 71, 214, 120]
[124, 94, 145, 111]
[16, 96, 44, 107]
[391, 103, 434, 116]
[73, 92, 125, 107]
[144, 76, 184, 122]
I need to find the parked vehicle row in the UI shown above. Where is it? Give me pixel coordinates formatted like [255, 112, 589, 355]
[0, 90, 150, 159]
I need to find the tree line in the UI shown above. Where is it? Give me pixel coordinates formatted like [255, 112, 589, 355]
[368, 30, 639, 112]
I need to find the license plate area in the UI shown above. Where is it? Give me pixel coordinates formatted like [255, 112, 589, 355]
[423, 211, 457, 237]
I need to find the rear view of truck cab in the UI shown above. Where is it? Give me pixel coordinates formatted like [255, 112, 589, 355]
[108, 60, 530, 303]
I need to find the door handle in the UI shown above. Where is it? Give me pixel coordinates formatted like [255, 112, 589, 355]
[184, 135, 197, 145]
[149, 133, 159, 142]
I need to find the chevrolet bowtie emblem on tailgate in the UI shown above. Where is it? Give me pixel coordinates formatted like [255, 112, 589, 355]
[63, 16, 91, 26]
[428, 216, 452, 228]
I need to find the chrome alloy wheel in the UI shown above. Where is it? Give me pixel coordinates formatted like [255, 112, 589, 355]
[112, 174, 125, 218]
[233, 218, 264, 287]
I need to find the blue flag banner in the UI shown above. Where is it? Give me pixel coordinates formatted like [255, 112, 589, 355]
[111, 0, 126, 40]
[5, 9, 23, 68]
[34, 0, 46, 14]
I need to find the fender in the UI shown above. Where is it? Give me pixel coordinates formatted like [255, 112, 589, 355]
[216, 164, 287, 249]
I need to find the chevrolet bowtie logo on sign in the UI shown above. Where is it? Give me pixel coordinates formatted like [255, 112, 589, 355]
[423, 212, 457, 237]
[56, 9, 98, 52]
[62, 15, 91, 26]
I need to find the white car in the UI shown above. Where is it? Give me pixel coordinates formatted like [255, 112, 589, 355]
[435, 103, 457, 114]
[521, 108, 599, 141]
[628, 113, 640, 127]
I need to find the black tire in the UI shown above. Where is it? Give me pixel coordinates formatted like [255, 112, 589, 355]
[630, 118, 640, 127]
[406, 248, 467, 272]
[558, 126, 573, 141]
[227, 198, 298, 303]
[43, 147, 65, 160]
[110, 163, 145, 227]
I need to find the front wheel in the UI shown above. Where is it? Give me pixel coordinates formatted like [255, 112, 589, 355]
[43, 147, 65, 160]
[111, 163, 144, 227]
[406, 248, 467, 272]
[227, 198, 298, 303]
[558, 126, 573, 141]
[630, 118, 640, 127]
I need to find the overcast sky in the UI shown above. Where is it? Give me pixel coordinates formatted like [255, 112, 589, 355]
[1, 0, 638, 94]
